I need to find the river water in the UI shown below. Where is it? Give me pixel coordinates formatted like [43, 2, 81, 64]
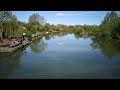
[0, 33, 120, 79]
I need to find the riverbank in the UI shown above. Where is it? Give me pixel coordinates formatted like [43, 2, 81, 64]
[0, 39, 30, 53]
[0, 32, 43, 53]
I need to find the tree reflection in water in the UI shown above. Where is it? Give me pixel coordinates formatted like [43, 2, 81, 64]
[74, 33, 91, 40]
[44, 32, 69, 40]
[44, 34, 52, 40]
[30, 37, 47, 54]
[90, 38, 120, 60]
[0, 48, 26, 79]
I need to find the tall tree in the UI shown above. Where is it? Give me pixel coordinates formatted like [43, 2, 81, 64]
[28, 13, 46, 33]
[28, 13, 45, 25]
[100, 11, 120, 38]
[0, 11, 12, 40]
[11, 15, 19, 37]
[44, 23, 51, 32]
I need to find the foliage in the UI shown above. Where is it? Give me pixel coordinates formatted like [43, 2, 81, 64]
[99, 11, 120, 39]
[0, 11, 120, 41]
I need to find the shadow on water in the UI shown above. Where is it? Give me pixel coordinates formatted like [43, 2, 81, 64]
[30, 36, 48, 54]
[90, 38, 120, 60]
[0, 47, 27, 79]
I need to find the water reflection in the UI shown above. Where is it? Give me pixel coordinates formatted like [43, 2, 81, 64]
[73, 33, 91, 40]
[30, 37, 47, 54]
[90, 38, 120, 60]
[74, 33, 82, 39]
[1, 32, 120, 79]
[0, 48, 26, 78]
[44, 32, 69, 40]
[73, 32, 120, 60]
[44, 33, 53, 40]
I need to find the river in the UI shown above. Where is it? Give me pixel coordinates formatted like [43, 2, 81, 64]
[0, 33, 120, 79]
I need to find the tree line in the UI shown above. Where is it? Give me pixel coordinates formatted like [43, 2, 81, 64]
[0, 11, 120, 41]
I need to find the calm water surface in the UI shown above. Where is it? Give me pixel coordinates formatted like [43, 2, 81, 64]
[0, 33, 120, 79]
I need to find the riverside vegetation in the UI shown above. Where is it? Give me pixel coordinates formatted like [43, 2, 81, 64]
[0, 11, 120, 41]
[0, 11, 120, 78]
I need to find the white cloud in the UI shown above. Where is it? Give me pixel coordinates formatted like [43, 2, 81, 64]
[56, 13, 65, 17]
[55, 11, 107, 17]
[66, 11, 98, 16]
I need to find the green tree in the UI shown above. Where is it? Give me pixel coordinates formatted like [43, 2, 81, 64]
[44, 23, 51, 32]
[11, 15, 19, 37]
[28, 13, 46, 25]
[18, 21, 27, 28]
[99, 11, 120, 39]
[0, 11, 12, 40]
[28, 13, 46, 33]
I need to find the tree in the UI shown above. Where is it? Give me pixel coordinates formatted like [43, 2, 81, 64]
[0, 11, 12, 40]
[11, 15, 19, 37]
[44, 23, 51, 32]
[28, 13, 46, 33]
[18, 21, 27, 28]
[99, 11, 120, 39]
[28, 13, 45, 25]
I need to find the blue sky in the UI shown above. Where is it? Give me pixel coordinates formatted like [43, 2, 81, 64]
[12, 11, 120, 25]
